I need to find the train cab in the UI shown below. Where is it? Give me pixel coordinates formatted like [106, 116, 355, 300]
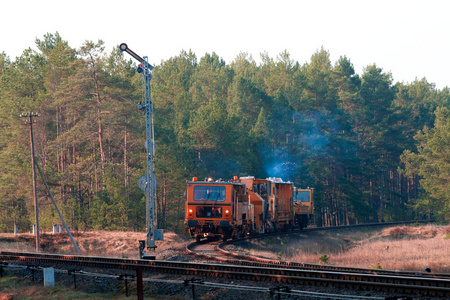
[293, 187, 314, 228]
[185, 177, 249, 242]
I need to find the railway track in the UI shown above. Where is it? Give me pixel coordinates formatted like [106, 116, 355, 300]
[1, 249, 450, 298]
[187, 239, 450, 280]
[0, 222, 445, 298]
[184, 223, 450, 298]
[187, 222, 450, 278]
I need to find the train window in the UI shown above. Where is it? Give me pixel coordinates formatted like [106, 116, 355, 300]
[294, 191, 310, 203]
[261, 184, 267, 195]
[196, 206, 222, 218]
[193, 186, 226, 201]
[254, 184, 267, 195]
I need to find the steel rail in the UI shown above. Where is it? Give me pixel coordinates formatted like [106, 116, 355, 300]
[1, 263, 384, 300]
[215, 242, 450, 279]
[1, 251, 449, 297]
[185, 231, 450, 280]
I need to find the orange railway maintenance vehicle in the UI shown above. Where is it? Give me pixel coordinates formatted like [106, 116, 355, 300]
[185, 176, 313, 242]
[293, 187, 314, 229]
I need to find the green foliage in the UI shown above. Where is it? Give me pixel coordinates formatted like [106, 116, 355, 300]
[262, 238, 278, 246]
[369, 263, 384, 270]
[400, 107, 450, 221]
[277, 251, 283, 260]
[0, 33, 448, 234]
[319, 253, 330, 264]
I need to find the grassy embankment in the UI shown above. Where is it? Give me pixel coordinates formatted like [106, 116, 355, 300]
[238, 224, 450, 273]
[1, 225, 449, 299]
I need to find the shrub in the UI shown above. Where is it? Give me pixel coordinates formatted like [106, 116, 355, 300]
[442, 225, 450, 235]
[263, 238, 277, 246]
[385, 226, 413, 239]
[369, 263, 384, 270]
[319, 253, 329, 264]
[277, 251, 283, 260]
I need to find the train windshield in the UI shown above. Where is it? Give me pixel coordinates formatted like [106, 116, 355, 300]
[196, 206, 222, 218]
[294, 190, 310, 203]
[193, 185, 226, 201]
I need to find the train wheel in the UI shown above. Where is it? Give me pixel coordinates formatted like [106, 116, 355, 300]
[289, 221, 295, 231]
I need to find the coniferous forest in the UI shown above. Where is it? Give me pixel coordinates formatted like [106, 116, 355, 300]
[1, 33, 449, 234]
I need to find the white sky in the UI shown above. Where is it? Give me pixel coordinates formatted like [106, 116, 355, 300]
[1, 0, 449, 89]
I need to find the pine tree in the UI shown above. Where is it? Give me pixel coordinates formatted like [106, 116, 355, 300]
[400, 107, 450, 221]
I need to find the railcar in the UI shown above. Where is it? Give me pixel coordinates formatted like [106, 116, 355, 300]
[184, 177, 250, 242]
[293, 187, 314, 228]
[185, 176, 314, 242]
[237, 176, 295, 233]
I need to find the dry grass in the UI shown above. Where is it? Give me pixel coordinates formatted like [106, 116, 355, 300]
[2, 225, 450, 273]
[239, 225, 450, 273]
[0, 275, 130, 300]
[0, 230, 190, 259]
[0, 230, 191, 299]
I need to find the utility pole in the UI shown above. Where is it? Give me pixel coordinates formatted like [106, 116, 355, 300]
[21, 112, 40, 252]
[119, 43, 163, 258]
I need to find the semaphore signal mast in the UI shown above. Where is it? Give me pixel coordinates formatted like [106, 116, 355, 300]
[119, 43, 163, 259]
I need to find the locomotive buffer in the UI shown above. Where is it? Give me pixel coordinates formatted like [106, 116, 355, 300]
[119, 43, 163, 259]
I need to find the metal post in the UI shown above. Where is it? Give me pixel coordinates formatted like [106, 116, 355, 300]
[68, 270, 79, 288]
[191, 284, 197, 300]
[136, 268, 143, 300]
[144, 56, 157, 250]
[119, 43, 163, 256]
[183, 279, 202, 300]
[139, 240, 145, 259]
[21, 112, 40, 253]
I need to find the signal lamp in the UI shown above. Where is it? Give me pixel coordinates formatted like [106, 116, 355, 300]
[137, 64, 143, 73]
